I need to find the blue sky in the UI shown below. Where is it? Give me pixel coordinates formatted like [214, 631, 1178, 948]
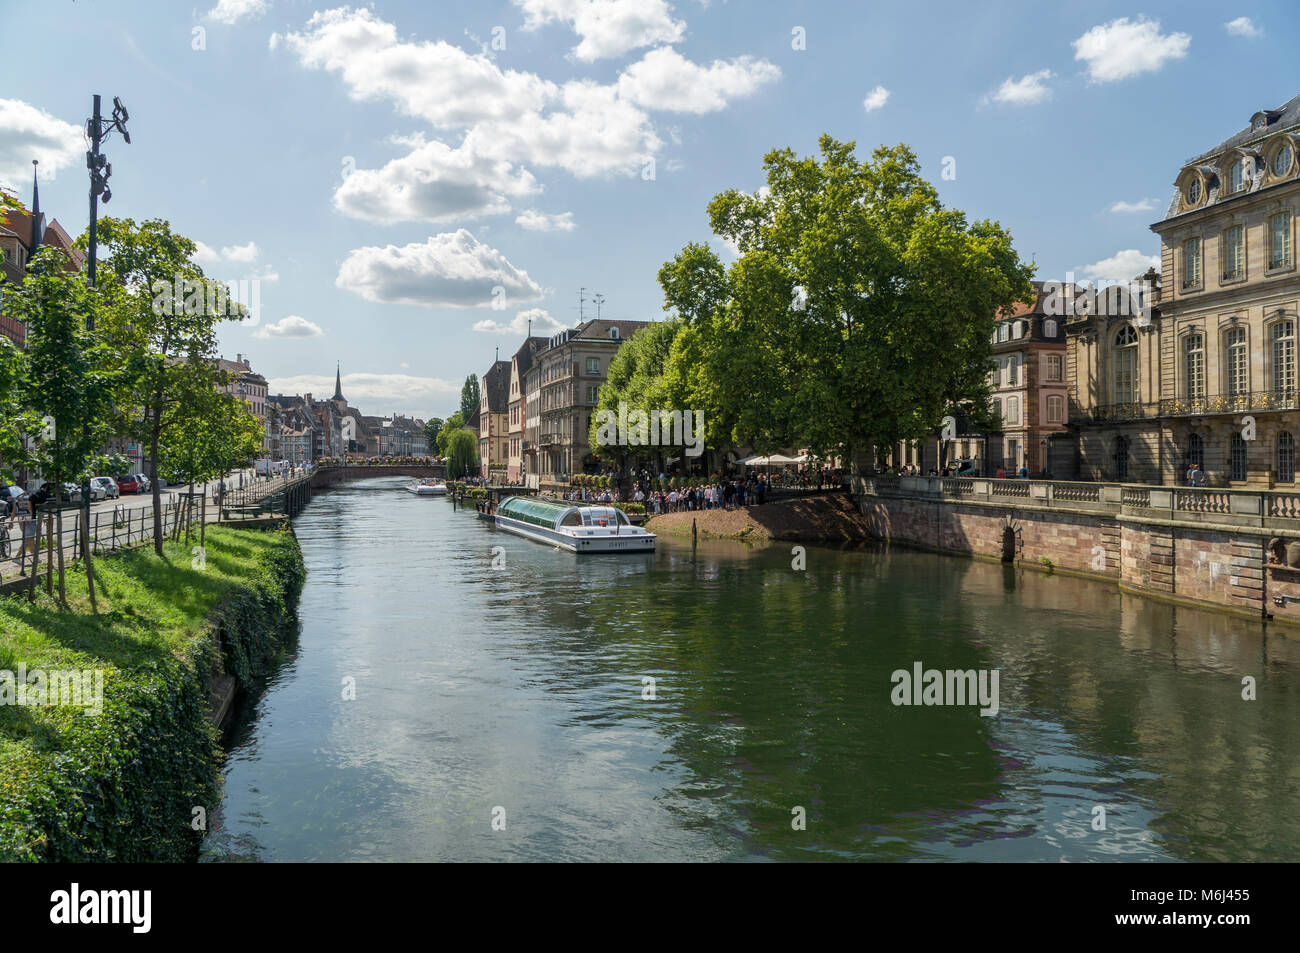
[3, 0, 1297, 420]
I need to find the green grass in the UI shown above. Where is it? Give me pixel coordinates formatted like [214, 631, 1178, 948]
[0, 524, 304, 861]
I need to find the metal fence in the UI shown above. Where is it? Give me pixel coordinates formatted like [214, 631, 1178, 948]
[0, 499, 198, 585]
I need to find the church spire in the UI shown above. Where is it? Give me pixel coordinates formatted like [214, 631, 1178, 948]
[333, 362, 344, 402]
[28, 160, 43, 254]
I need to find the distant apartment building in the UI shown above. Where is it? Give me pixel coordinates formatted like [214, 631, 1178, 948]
[535, 319, 647, 495]
[478, 360, 511, 481]
[217, 354, 270, 453]
[507, 336, 546, 483]
[987, 283, 1069, 475]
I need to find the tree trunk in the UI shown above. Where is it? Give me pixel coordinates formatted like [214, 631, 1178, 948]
[149, 409, 164, 555]
[186, 480, 194, 545]
[54, 505, 66, 604]
[82, 506, 98, 612]
[200, 489, 206, 548]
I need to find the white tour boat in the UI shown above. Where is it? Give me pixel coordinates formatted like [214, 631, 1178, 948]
[406, 478, 448, 496]
[494, 496, 655, 553]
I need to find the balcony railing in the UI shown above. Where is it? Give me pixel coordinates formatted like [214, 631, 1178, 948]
[856, 474, 1300, 527]
[1078, 389, 1300, 422]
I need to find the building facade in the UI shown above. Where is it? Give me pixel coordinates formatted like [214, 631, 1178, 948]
[988, 284, 1069, 476]
[1068, 94, 1300, 486]
[535, 319, 646, 495]
[507, 337, 545, 484]
[478, 360, 510, 481]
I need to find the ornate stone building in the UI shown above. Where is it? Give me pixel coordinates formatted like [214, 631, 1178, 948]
[1068, 94, 1300, 486]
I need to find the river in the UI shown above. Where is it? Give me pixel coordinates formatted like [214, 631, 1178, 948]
[200, 476, 1300, 862]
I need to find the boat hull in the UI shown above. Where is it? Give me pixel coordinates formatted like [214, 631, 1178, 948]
[494, 513, 655, 553]
[407, 484, 447, 496]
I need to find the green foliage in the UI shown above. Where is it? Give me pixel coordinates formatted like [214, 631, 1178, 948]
[423, 417, 444, 453]
[445, 428, 479, 480]
[588, 319, 683, 460]
[459, 375, 480, 422]
[436, 411, 465, 457]
[8, 249, 124, 487]
[86, 217, 247, 552]
[0, 525, 304, 862]
[158, 362, 264, 486]
[660, 136, 1035, 464]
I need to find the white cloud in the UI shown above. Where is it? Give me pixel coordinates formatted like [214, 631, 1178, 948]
[617, 47, 781, 114]
[207, 0, 270, 26]
[252, 315, 323, 339]
[1073, 17, 1190, 84]
[281, 7, 776, 184]
[473, 308, 567, 334]
[983, 69, 1054, 106]
[862, 85, 890, 113]
[192, 240, 277, 281]
[0, 99, 85, 191]
[515, 0, 686, 61]
[336, 229, 544, 309]
[463, 79, 660, 178]
[1076, 249, 1160, 281]
[1109, 198, 1158, 213]
[282, 8, 555, 130]
[334, 136, 540, 224]
[515, 209, 577, 232]
[268, 372, 460, 417]
[1224, 17, 1262, 38]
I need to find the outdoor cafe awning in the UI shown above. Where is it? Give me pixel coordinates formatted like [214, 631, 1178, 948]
[739, 454, 801, 466]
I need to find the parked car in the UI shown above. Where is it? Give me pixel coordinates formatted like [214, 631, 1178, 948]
[90, 477, 119, 500]
[59, 482, 84, 502]
[115, 474, 141, 494]
[134, 473, 152, 493]
[1, 485, 28, 514]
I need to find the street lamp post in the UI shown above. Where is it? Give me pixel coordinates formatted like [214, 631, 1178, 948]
[82, 94, 130, 554]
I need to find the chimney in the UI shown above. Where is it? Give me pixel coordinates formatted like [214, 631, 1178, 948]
[236, 353, 242, 366]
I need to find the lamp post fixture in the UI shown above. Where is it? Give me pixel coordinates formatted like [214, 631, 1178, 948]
[82, 94, 130, 553]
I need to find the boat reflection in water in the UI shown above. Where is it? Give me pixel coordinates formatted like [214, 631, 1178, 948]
[494, 495, 655, 553]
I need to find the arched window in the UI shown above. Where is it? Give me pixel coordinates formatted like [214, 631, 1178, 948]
[1225, 327, 1249, 396]
[1184, 333, 1204, 397]
[1112, 324, 1138, 404]
[1273, 320, 1295, 394]
[1279, 432, 1295, 483]
[1230, 433, 1248, 482]
[1114, 436, 1130, 482]
[1188, 432, 1204, 469]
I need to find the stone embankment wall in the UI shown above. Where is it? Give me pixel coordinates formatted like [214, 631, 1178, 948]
[854, 476, 1300, 624]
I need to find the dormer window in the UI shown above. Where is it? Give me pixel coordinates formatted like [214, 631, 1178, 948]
[1228, 159, 1244, 194]
[1273, 143, 1294, 178]
[608, 327, 619, 340]
[1186, 178, 1201, 204]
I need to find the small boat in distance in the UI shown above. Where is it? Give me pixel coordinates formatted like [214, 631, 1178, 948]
[495, 496, 655, 553]
[406, 478, 448, 496]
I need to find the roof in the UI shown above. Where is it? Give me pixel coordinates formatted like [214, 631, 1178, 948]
[1163, 93, 1300, 221]
[574, 318, 649, 341]
[482, 359, 511, 413]
[512, 336, 546, 377]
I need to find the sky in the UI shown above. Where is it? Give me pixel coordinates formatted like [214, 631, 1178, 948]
[3, 0, 1297, 420]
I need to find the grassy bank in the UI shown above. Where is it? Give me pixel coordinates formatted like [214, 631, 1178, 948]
[0, 524, 304, 862]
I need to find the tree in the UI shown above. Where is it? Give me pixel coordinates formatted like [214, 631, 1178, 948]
[436, 411, 464, 457]
[9, 248, 123, 604]
[157, 360, 264, 545]
[423, 417, 444, 454]
[459, 375, 480, 421]
[661, 136, 1035, 470]
[444, 428, 479, 480]
[589, 319, 683, 479]
[82, 218, 243, 554]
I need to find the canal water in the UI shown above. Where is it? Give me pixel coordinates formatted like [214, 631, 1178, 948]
[201, 477, 1300, 862]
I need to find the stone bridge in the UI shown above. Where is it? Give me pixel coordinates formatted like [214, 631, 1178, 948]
[309, 464, 445, 488]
